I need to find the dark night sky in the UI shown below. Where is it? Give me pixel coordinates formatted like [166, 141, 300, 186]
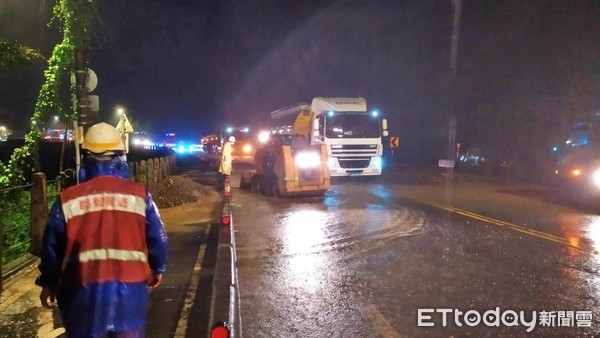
[1, 0, 600, 163]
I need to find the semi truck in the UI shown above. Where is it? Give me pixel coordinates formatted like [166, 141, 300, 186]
[555, 114, 600, 207]
[220, 125, 257, 157]
[269, 97, 388, 177]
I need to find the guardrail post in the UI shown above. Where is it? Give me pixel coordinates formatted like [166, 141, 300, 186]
[153, 158, 160, 191]
[139, 160, 147, 188]
[147, 159, 155, 193]
[30, 172, 48, 257]
[160, 157, 167, 181]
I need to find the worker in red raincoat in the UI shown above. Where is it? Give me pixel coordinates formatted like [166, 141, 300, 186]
[36, 122, 167, 338]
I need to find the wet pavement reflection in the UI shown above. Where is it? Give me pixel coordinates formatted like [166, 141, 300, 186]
[234, 178, 600, 337]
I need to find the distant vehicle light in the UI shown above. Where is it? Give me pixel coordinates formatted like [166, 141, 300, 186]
[242, 144, 252, 153]
[189, 144, 203, 152]
[593, 168, 600, 188]
[258, 131, 269, 144]
[295, 152, 321, 168]
[571, 169, 582, 176]
[242, 127, 249, 133]
[226, 127, 233, 133]
[372, 110, 379, 117]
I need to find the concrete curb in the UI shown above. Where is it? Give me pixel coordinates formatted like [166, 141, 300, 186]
[209, 176, 242, 337]
[1, 253, 38, 283]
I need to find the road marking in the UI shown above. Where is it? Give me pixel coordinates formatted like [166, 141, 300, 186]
[37, 323, 65, 338]
[174, 226, 210, 338]
[410, 196, 594, 253]
[359, 297, 403, 338]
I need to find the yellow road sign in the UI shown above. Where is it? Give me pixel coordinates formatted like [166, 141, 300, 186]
[390, 136, 399, 148]
[116, 114, 134, 133]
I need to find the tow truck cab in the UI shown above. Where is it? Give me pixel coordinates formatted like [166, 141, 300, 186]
[555, 115, 600, 203]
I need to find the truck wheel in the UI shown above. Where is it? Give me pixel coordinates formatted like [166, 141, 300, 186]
[259, 176, 269, 195]
[263, 177, 274, 197]
[272, 180, 281, 198]
[251, 176, 259, 193]
[240, 173, 251, 190]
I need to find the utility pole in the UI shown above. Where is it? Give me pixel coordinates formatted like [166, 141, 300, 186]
[445, 0, 462, 182]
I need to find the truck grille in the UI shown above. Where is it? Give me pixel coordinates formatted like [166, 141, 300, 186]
[331, 144, 378, 156]
[338, 157, 371, 169]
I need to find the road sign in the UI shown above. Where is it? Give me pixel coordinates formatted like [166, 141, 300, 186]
[116, 114, 134, 133]
[390, 136, 399, 148]
[438, 159, 455, 168]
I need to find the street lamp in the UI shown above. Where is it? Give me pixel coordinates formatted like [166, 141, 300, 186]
[54, 115, 59, 122]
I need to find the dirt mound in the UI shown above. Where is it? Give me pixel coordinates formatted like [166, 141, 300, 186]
[153, 176, 218, 208]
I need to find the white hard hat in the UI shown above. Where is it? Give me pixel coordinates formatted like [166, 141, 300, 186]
[82, 122, 124, 154]
[228, 136, 236, 143]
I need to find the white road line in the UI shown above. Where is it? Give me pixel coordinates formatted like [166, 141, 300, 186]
[174, 226, 210, 337]
[359, 295, 403, 338]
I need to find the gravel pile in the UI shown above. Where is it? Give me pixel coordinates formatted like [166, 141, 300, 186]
[153, 176, 218, 208]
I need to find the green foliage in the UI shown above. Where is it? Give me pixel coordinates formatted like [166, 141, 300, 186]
[1, 0, 98, 188]
[1, 188, 32, 265]
[0, 40, 44, 69]
[0, 181, 59, 265]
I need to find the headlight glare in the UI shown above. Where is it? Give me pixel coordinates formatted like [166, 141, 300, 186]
[592, 168, 600, 188]
[295, 152, 321, 168]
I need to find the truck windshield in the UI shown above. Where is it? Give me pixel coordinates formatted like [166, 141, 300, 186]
[565, 122, 592, 148]
[325, 113, 380, 139]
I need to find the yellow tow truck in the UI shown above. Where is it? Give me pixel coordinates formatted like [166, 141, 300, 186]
[240, 104, 330, 197]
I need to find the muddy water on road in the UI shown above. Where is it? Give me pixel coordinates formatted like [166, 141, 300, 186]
[234, 182, 429, 337]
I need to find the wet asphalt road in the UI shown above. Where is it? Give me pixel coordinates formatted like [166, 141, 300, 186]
[231, 172, 600, 337]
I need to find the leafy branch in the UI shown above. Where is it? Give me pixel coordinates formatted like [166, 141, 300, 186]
[1, 0, 97, 188]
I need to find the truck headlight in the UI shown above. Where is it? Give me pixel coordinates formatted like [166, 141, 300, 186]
[295, 152, 321, 168]
[243, 144, 252, 153]
[372, 156, 382, 169]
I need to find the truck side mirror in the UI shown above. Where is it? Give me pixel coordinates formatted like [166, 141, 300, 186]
[382, 119, 388, 136]
[312, 119, 322, 143]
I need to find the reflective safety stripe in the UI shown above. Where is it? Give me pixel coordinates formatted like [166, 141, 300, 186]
[62, 192, 146, 221]
[79, 248, 147, 263]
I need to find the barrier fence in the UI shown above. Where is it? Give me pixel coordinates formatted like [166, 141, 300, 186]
[0, 153, 176, 293]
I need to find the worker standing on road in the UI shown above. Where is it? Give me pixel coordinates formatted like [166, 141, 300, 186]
[219, 136, 236, 176]
[36, 122, 167, 338]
